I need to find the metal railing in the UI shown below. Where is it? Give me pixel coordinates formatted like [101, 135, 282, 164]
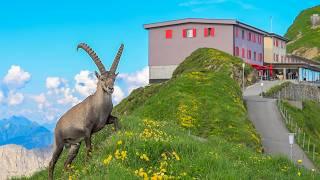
[277, 98, 318, 163]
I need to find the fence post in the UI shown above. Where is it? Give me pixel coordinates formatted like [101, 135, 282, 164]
[297, 128, 300, 143]
[308, 137, 311, 153]
[313, 144, 316, 161]
[289, 116, 291, 128]
[285, 87, 287, 99]
[303, 132, 306, 148]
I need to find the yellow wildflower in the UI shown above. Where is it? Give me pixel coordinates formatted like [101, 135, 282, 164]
[135, 168, 148, 179]
[181, 172, 187, 176]
[297, 171, 301, 176]
[117, 140, 123, 145]
[115, 149, 121, 159]
[160, 161, 168, 169]
[161, 153, 167, 160]
[140, 154, 150, 161]
[68, 176, 72, 180]
[121, 150, 127, 160]
[172, 151, 181, 161]
[297, 159, 302, 164]
[103, 154, 112, 166]
[151, 173, 164, 180]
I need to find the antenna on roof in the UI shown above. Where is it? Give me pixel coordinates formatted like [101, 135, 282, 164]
[270, 16, 273, 33]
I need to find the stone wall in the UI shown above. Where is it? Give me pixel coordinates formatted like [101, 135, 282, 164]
[268, 82, 320, 102]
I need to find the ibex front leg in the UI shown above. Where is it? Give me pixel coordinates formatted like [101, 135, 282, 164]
[84, 130, 92, 158]
[106, 115, 120, 131]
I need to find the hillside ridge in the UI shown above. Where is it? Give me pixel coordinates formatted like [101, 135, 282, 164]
[285, 5, 320, 60]
[26, 48, 319, 179]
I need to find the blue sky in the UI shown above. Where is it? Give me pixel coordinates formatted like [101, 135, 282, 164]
[0, 0, 319, 124]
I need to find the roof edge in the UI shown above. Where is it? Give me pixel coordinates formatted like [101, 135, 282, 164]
[267, 33, 290, 42]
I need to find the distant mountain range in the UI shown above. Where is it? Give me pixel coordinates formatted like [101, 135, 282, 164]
[0, 144, 52, 179]
[0, 116, 54, 149]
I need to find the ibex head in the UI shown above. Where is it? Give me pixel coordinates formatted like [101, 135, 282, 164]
[77, 43, 124, 94]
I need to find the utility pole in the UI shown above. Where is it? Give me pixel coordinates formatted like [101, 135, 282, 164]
[270, 16, 273, 33]
[242, 63, 245, 94]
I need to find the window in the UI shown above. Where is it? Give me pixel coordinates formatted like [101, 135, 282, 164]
[242, 48, 245, 58]
[276, 40, 279, 47]
[187, 29, 193, 37]
[259, 53, 263, 61]
[273, 53, 276, 61]
[165, 30, 172, 39]
[281, 56, 283, 63]
[258, 35, 262, 44]
[235, 27, 239, 37]
[204, 27, 215, 37]
[253, 34, 256, 43]
[273, 39, 276, 46]
[183, 29, 196, 38]
[247, 49, 252, 59]
[248, 32, 251, 41]
[242, 30, 245, 39]
[235, 46, 240, 56]
[253, 52, 256, 61]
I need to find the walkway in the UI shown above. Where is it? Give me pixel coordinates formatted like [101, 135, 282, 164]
[244, 80, 315, 169]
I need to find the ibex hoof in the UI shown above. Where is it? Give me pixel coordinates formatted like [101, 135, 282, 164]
[64, 164, 74, 172]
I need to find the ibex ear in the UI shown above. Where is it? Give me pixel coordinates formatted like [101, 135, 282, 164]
[95, 71, 100, 79]
[115, 72, 119, 77]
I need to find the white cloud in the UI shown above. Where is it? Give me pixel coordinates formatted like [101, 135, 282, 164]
[57, 87, 80, 106]
[74, 70, 97, 97]
[31, 93, 49, 109]
[118, 66, 149, 93]
[0, 90, 4, 103]
[234, 0, 256, 10]
[46, 77, 63, 89]
[178, 0, 256, 10]
[3, 65, 31, 89]
[8, 91, 24, 106]
[113, 85, 125, 104]
[179, 0, 226, 6]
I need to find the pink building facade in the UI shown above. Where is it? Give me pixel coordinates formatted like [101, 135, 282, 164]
[144, 18, 267, 83]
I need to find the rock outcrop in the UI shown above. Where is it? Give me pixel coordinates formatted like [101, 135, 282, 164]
[0, 144, 52, 180]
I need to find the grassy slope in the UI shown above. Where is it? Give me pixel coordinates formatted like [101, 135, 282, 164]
[285, 5, 320, 60]
[281, 100, 320, 168]
[24, 48, 318, 179]
[262, 81, 291, 97]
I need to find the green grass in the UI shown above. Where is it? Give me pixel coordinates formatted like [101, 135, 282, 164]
[280, 100, 320, 169]
[21, 48, 318, 179]
[262, 81, 291, 97]
[285, 5, 320, 60]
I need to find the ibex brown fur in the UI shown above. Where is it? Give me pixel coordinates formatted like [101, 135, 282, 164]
[48, 43, 124, 180]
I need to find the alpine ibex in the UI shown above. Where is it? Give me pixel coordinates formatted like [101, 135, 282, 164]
[48, 43, 124, 180]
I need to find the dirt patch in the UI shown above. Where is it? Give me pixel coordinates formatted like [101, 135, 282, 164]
[292, 47, 319, 59]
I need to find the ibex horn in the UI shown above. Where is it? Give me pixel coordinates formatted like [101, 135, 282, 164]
[77, 43, 107, 74]
[109, 44, 124, 74]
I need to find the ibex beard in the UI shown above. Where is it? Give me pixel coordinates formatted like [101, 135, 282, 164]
[48, 43, 124, 180]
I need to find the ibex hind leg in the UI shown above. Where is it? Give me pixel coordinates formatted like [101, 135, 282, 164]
[48, 143, 64, 180]
[64, 142, 81, 170]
